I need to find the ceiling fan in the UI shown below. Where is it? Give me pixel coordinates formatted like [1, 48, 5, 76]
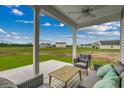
[68, 6, 106, 20]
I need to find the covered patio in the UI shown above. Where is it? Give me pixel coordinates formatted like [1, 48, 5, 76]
[0, 5, 124, 88]
[32, 5, 124, 75]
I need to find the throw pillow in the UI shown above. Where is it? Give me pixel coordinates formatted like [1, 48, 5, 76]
[93, 76, 120, 88]
[103, 69, 118, 79]
[97, 64, 113, 78]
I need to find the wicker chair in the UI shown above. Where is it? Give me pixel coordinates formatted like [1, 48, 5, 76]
[74, 54, 91, 76]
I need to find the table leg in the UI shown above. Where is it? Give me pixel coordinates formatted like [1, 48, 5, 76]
[79, 70, 82, 81]
[49, 75, 52, 86]
[65, 82, 67, 88]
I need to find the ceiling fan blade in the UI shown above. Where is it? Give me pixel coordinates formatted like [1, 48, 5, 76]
[68, 11, 82, 14]
[83, 12, 89, 17]
[87, 12, 95, 17]
[77, 14, 84, 20]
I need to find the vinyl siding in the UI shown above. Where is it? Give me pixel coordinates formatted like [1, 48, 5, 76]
[120, 7, 124, 65]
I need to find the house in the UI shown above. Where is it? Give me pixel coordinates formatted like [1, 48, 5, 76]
[78, 44, 92, 48]
[91, 40, 120, 49]
[55, 42, 66, 48]
[40, 43, 51, 48]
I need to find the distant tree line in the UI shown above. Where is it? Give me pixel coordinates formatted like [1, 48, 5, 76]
[0, 43, 33, 47]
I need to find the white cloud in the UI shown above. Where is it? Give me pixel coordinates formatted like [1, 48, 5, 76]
[43, 22, 52, 26]
[62, 34, 86, 39]
[16, 20, 33, 24]
[59, 23, 65, 27]
[3, 33, 32, 44]
[0, 28, 7, 34]
[41, 22, 65, 27]
[4, 5, 20, 8]
[79, 21, 120, 32]
[13, 36, 21, 39]
[54, 23, 65, 27]
[104, 21, 120, 27]
[78, 21, 120, 37]
[40, 13, 45, 16]
[81, 25, 113, 32]
[11, 32, 18, 35]
[6, 34, 11, 37]
[12, 9, 24, 16]
[5, 33, 22, 40]
[88, 31, 120, 36]
[0, 28, 32, 44]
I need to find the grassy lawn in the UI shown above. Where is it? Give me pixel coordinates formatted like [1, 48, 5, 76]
[0, 47, 119, 71]
[0, 54, 72, 71]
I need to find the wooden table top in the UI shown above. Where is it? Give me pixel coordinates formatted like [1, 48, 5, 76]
[49, 65, 81, 82]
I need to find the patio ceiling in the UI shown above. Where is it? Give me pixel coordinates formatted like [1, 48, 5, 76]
[39, 5, 123, 29]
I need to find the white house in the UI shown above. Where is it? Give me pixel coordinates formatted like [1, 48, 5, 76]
[55, 42, 66, 48]
[91, 40, 120, 49]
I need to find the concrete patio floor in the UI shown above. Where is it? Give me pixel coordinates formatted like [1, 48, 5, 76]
[0, 60, 86, 88]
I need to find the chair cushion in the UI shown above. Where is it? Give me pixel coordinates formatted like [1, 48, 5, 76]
[79, 71, 101, 88]
[103, 69, 118, 79]
[79, 55, 88, 62]
[39, 83, 52, 88]
[114, 63, 124, 75]
[74, 62, 86, 68]
[97, 64, 113, 78]
[93, 76, 121, 88]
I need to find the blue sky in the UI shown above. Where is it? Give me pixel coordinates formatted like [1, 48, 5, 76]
[0, 5, 120, 45]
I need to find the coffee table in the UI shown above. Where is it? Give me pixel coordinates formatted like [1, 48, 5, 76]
[48, 65, 82, 87]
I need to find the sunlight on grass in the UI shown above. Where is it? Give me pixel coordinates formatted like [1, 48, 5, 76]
[0, 47, 119, 71]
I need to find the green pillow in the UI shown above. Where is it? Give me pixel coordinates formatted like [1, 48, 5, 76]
[97, 64, 113, 78]
[93, 77, 120, 88]
[103, 69, 118, 79]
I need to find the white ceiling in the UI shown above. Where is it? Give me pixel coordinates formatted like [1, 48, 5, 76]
[40, 5, 123, 29]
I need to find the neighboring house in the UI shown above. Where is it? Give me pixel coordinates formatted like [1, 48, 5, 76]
[55, 42, 66, 48]
[40, 43, 51, 48]
[91, 40, 120, 49]
[78, 44, 92, 48]
[91, 42, 101, 48]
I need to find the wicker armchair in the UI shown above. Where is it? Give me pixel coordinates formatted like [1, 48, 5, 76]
[74, 54, 91, 76]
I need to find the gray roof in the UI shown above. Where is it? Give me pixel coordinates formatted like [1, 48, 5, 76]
[100, 40, 120, 45]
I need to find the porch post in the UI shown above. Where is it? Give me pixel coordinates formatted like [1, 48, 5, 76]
[33, 6, 40, 75]
[120, 6, 124, 65]
[72, 29, 77, 64]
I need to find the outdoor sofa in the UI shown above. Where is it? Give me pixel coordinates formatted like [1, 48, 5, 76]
[16, 74, 52, 88]
[78, 62, 124, 88]
[0, 74, 52, 88]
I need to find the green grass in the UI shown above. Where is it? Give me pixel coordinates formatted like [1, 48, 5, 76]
[0, 47, 119, 71]
[0, 54, 72, 71]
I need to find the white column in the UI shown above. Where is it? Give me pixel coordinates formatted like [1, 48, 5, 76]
[33, 6, 40, 75]
[72, 30, 77, 64]
[120, 7, 124, 65]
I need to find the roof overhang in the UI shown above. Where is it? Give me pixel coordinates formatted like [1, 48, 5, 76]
[32, 5, 124, 29]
